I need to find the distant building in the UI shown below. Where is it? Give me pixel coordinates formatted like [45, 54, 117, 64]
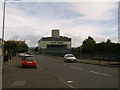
[38, 29, 71, 55]
[14, 40, 25, 45]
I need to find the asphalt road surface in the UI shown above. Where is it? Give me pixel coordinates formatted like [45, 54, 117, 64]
[2, 53, 119, 88]
[2, 56, 69, 88]
[34, 54, 118, 88]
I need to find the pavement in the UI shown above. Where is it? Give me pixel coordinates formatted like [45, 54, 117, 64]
[2, 56, 69, 88]
[0, 55, 2, 90]
[76, 59, 119, 67]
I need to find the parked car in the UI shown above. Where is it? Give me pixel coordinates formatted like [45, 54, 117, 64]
[28, 54, 34, 57]
[22, 56, 37, 68]
[64, 54, 77, 62]
[26, 52, 34, 57]
[19, 53, 29, 57]
[19, 53, 24, 57]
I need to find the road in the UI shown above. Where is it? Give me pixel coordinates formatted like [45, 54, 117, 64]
[35, 54, 118, 88]
[2, 56, 69, 88]
[3, 53, 119, 88]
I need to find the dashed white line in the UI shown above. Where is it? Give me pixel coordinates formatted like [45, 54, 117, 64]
[89, 71, 111, 77]
[67, 80, 74, 84]
[12, 80, 26, 86]
[70, 66, 83, 70]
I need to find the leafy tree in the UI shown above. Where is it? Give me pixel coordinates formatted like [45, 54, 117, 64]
[4, 40, 29, 53]
[4, 41, 17, 59]
[82, 36, 96, 53]
[106, 39, 111, 44]
[105, 39, 113, 52]
[95, 39, 118, 53]
[17, 44, 29, 53]
[35, 47, 38, 52]
[95, 42, 105, 52]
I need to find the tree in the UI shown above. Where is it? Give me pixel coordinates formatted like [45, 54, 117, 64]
[35, 47, 38, 52]
[82, 36, 96, 53]
[4, 41, 17, 59]
[95, 39, 116, 53]
[106, 39, 112, 52]
[17, 44, 29, 53]
[106, 39, 111, 44]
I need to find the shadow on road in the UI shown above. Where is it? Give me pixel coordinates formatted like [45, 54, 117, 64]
[18, 65, 37, 69]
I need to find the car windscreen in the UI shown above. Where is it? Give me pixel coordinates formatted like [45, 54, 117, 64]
[67, 55, 74, 57]
[25, 57, 35, 60]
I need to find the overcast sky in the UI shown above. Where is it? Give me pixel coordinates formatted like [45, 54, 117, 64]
[0, 0, 118, 47]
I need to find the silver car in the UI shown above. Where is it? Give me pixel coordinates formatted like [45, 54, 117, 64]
[64, 54, 77, 62]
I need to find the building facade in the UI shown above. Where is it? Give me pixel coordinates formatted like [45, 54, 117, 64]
[38, 30, 71, 55]
[14, 40, 25, 44]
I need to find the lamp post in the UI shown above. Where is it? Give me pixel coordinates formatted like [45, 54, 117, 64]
[2, 0, 6, 53]
[0, 1, 6, 90]
[2, 0, 20, 43]
[1, 0, 21, 66]
[2, 0, 6, 46]
[1, 0, 6, 69]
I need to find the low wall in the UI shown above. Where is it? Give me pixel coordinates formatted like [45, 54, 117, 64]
[38, 48, 71, 56]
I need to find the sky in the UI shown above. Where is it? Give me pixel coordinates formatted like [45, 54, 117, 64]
[0, 0, 119, 47]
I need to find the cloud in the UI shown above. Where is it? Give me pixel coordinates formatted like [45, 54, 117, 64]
[0, 2, 118, 47]
[71, 2, 118, 21]
[11, 34, 42, 47]
[64, 32, 83, 47]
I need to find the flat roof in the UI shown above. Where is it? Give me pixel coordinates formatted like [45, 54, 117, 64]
[38, 37, 71, 42]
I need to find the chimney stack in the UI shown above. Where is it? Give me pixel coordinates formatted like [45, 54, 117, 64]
[52, 29, 60, 38]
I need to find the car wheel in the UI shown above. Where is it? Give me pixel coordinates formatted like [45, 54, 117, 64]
[64, 59, 67, 62]
[34, 66, 36, 69]
[22, 65, 24, 68]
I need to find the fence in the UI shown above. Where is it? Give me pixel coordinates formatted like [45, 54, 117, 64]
[73, 52, 120, 63]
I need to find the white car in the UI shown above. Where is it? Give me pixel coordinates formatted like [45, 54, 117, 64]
[64, 54, 77, 62]
[19, 53, 29, 57]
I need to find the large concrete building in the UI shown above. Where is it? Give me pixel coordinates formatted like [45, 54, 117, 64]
[38, 29, 71, 55]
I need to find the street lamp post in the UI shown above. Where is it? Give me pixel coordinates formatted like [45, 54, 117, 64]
[2, 0, 6, 45]
[2, 0, 6, 57]
[1, 0, 6, 69]
[0, 1, 6, 90]
[1, 0, 21, 66]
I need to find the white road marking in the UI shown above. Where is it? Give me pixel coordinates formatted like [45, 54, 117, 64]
[37, 64, 44, 70]
[57, 76, 74, 88]
[70, 66, 83, 70]
[67, 80, 74, 84]
[12, 80, 26, 86]
[89, 71, 111, 77]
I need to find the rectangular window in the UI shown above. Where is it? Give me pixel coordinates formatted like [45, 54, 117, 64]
[47, 44, 67, 49]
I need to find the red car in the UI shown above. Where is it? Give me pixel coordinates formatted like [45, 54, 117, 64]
[22, 56, 37, 68]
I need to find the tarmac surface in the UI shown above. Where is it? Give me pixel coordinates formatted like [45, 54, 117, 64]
[2, 56, 69, 88]
[2, 54, 119, 89]
[45, 54, 119, 68]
